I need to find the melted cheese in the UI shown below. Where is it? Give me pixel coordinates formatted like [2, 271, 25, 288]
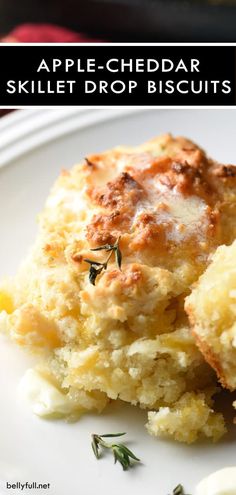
[19, 369, 75, 417]
[195, 467, 236, 495]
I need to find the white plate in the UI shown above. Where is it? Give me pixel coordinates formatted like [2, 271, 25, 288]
[0, 108, 236, 495]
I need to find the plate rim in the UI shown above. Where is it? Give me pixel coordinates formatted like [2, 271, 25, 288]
[0, 108, 145, 170]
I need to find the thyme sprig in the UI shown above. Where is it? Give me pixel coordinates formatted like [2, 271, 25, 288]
[91, 432, 140, 470]
[84, 237, 122, 285]
[90, 237, 122, 270]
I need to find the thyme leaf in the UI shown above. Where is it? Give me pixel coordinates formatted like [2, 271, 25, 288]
[91, 436, 99, 459]
[88, 265, 104, 286]
[173, 486, 184, 495]
[114, 443, 140, 462]
[90, 243, 114, 252]
[91, 432, 140, 470]
[99, 432, 126, 438]
[83, 259, 105, 267]
[114, 238, 122, 270]
[171, 484, 191, 495]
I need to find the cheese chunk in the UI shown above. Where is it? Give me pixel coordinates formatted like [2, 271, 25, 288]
[195, 467, 236, 495]
[19, 368, 107, 417]
[19, 369, 76, 417]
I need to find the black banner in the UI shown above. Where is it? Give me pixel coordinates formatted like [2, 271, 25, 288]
[0, 44, 235, 105]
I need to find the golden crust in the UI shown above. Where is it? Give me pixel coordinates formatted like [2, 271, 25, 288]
[75, 135, 236, 274]
[192, 327, 229, 390]
[186, 295, 228, 389]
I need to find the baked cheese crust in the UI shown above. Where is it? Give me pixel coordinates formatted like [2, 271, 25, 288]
[2, 133, 235, 443]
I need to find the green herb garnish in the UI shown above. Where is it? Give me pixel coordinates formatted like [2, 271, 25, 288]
[173, 486, 184, 495]
[171, 484, 191, 495]
[84, 237, 122, 285]
[91, 432, 140, 470]
[83, 261, 105, 286]
[90, 237, 122, 269]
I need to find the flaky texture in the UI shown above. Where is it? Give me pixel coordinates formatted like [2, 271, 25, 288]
[186, 240, 236, 391]
[1, 133, 235, 442]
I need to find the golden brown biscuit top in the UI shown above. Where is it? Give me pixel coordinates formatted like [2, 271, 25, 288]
[42, 134, 236, 282]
